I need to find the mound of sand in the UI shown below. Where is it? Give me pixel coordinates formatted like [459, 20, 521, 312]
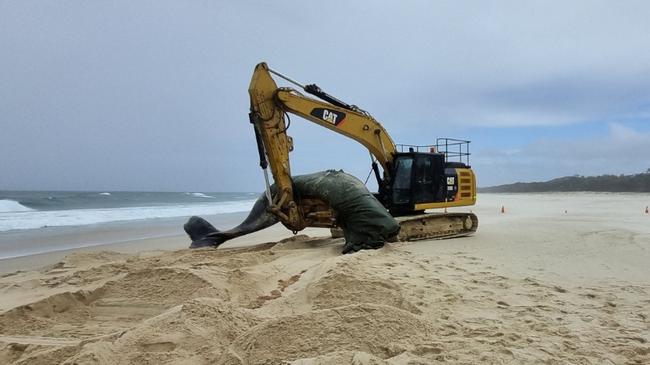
[1, 228, 649, 364]
[221, 304, 433, 364]
[65, 298, 259, 364]
[0, 267, 222, 340]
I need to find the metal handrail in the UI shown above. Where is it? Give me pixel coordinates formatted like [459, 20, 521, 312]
[396, 138, 471, 165]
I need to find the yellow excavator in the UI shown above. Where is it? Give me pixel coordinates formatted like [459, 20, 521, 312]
[248, 62, 477, 241]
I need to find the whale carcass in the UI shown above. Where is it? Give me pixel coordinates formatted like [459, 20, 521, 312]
[184, 170, 400, 254]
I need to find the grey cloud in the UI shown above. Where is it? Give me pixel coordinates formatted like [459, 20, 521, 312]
[2, 1, 650, 190]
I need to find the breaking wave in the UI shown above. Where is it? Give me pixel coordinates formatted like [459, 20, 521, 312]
[0, 199, 34, 213]
[0, 200, 256, 232]
[186, 192, 216, 199]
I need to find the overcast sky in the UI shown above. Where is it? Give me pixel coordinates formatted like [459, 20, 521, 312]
[1, 1, 649, 192]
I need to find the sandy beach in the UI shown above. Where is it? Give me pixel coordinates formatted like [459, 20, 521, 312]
[1, 192, 649, 364]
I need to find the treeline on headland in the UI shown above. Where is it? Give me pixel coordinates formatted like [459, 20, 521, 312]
[480, 171, 650, 193]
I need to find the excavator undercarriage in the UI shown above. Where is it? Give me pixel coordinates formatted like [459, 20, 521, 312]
[395, 212, 478, 241]
[331, 212, 478, 242]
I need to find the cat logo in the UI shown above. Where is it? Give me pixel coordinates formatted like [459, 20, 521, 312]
[447, 176, 455, 185]
[310, 108, 346, 126]
[322, 109, 338, 124]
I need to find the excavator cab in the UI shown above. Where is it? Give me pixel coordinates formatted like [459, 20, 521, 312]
[391, 153, 445, 205]
[387, 139, 475, 216]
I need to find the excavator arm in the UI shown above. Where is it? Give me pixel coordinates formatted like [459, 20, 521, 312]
[248, 62, 396, 231]
[248, 63, 301, 229]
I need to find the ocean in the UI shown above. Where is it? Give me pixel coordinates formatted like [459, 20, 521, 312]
[0, 190, 258, 232]
[0, 190, 260, 261]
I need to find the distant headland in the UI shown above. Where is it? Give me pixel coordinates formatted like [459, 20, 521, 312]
[480, 171, 650, 193]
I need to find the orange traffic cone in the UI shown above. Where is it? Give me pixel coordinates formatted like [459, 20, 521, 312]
[501, 205, 505, 214]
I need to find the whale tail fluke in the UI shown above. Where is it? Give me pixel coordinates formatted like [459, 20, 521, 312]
[184, 216, 227, 248]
